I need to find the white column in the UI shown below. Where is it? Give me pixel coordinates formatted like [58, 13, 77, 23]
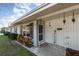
[12, 27, 15, 33]
[17, 26, 21, 35]
[33, 21, 38, 46]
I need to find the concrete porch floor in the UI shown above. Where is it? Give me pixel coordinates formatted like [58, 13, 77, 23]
[15, 41, 66, 56]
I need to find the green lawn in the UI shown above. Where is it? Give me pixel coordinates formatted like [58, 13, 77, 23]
[0, 35, 35, 56]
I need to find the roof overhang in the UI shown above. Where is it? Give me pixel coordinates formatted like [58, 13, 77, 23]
[11, 3, 79, 26]
[11, 3, 57, 26]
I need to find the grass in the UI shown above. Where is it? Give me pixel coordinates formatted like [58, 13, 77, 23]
[0, 34, 35, 56]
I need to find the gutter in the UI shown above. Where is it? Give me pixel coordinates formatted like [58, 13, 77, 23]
[12, 3, 49, 25]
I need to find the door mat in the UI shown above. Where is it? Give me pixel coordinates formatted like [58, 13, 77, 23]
[66, 48, 79, 56]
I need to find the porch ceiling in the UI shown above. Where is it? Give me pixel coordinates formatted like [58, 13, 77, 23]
[12, 3, 79, 26]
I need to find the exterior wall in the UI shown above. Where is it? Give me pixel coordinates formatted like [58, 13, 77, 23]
[8, 28, 11, 32]
[23, 25, 30, 36]
[5, 27, 10, 32]
[11, 26, 19, 34]
[14, 26, 16, 34]
[16, 25, 21, 34]
[20, 21, 38, 46]
[10, 4, 79, 50]
[12, 21, 38, 46]
[44, 9, 79, 50]
[11, 27, 15, 33]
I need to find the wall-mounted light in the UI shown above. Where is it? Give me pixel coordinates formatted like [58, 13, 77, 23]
[63, 13, 66, 24]
[63, 19, 66, 24]
[49, 22, 51, 27]
[72, 11, 75, 23]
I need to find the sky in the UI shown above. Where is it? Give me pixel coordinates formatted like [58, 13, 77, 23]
[0, 3, 42, 28]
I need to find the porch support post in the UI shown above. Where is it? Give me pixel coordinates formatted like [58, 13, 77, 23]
[33, 21, 38, 47]
[17, 26, 21, 35]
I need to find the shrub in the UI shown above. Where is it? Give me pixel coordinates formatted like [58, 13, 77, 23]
[8, 33, 18, 40]
[4, 31, 9, 36]
[1, 29, 5, 33]
[4, 32, 17, 40]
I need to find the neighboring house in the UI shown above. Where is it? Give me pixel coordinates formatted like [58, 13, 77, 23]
[1, 27, 6, 33]
[8, 3, 79, 52]
[0, 28, 1, 32]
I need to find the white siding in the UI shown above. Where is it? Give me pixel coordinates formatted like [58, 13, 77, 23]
[11, 27, 15, 33]
[45, 20, 55, 44]
[45, 10, 79, 50]
[45, 17, 64, 46]
[17, 26, 21, 34]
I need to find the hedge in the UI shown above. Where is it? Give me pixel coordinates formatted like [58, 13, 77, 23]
[4, 32, 17, 40]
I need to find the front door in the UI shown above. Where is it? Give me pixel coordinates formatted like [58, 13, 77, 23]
[37, 19, 44, 45]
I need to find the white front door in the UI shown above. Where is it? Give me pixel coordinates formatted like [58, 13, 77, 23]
[56, 28, 64, 47]
[37, 19, 44, 45]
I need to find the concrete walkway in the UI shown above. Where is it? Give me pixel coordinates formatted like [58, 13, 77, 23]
[15, 41, 66, 56]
